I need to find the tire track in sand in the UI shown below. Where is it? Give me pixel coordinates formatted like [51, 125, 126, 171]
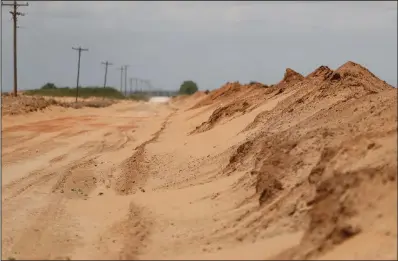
[6, 196, 80, 260]
[114, 109, 177, 195]
[94, 108, 177, 260]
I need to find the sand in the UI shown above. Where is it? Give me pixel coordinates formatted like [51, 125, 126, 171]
[2, 61, 397, 260]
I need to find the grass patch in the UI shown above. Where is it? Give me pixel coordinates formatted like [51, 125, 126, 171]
[25, 86, 125, 99]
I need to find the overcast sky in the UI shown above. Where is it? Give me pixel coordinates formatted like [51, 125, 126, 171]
[1, 1, 397, 92]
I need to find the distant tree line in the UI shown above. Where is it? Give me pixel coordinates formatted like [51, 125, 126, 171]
[27, 81, 200, 99]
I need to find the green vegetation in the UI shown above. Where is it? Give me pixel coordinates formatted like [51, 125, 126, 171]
[25, 83, 125, 99]
[41, 82, 57, 89]
[179, 80, 198, 95]
[23, 82, 183, 102]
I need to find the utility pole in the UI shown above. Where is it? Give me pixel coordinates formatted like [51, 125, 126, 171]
[117, 66, 124, 93]
[144, 80, 148, 94]
[139, 79, 144, 93]
[123, 65, 129, 96]
[101, 61, 112, 88]
[142, 79, 150, 95]
[2, 0, 29, 97]
[147, 80, 152, 96]
[72, 46, 88, 102]
[129, 78, 133, 95]
[147, 80, 152, 92]
[131, 77, 139, 93]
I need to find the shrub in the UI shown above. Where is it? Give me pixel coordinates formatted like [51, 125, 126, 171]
[179, 80, 198, 95]
[41, 82, 57, 89]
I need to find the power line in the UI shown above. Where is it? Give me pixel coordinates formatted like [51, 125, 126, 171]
[2, 0, 29, 97]
[72, 46, 88, 102]
[101, 61, 113, 88]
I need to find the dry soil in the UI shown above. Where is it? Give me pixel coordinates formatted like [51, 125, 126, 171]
[1, 61, 397, 260]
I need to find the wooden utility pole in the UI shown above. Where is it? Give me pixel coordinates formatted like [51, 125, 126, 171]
[101, 61, 112, 88]
[2, 0, 28, 97]
[123, 65, 129, 96]
[117, 66, 124, 93]
[72, 46, 88, 102]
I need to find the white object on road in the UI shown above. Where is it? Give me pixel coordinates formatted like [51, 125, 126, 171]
[149, 96, 171, 103]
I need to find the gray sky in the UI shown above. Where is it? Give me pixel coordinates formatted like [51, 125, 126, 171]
[1, 1, 397, 91]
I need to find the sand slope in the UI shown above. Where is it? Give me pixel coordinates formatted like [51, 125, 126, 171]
[2, 61, 397, 260]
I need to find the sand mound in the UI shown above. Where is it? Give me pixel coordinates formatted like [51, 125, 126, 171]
[227, 91, 396, 259]
[190, 66, 337, 134]
[1, 95, 117, 116]
[190, 100, 251, 134]
[1, 95, 58, 115]
[188, 80, 284, 133]
[191, 91, 206, 99]
[273, 126, 397, 259]
[187, 81, 275, 133]
[220, 61, 396, 259]
[306, 65, 334, 81]
[170, 91, 207, 109]
[245, 61, 393, 133]
[306, 61, 392, 101]
[275, 68, 304, 88]
[190, 82, 264, 110]
[169, 94, 187, 105]
[189, 81, 281, 134]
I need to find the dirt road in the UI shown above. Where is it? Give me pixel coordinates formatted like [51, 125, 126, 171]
[1, 99, 296, 260]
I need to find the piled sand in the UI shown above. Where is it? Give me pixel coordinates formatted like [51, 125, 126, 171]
[217, 61, 397, 259]
[1, 94, 117, 116]
[163, 60, 396, 260]
[190, 81, 267, 110]
[275, 68, 304, 89]
[1, 95, 58, 115]
[172, 61, 396, 259]
[188, 82, 284, 133]
[190, 100, 251, 134]
[170, 91, 207, 108]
